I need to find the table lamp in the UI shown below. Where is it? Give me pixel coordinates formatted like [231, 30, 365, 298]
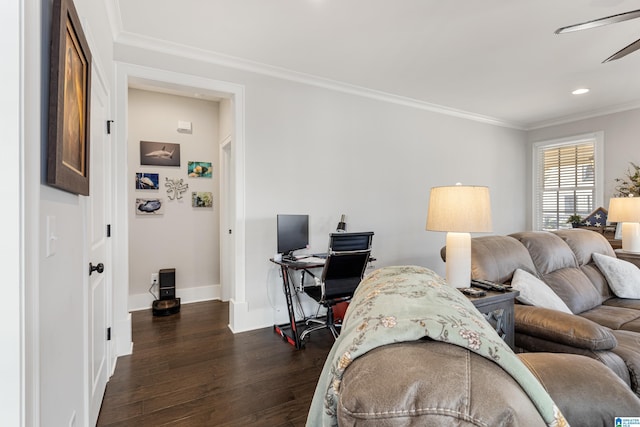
[608, 195, 640, 253]
[426, 184, 493, 288]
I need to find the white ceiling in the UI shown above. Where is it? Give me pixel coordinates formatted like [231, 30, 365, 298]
[112, 0, 640, 129]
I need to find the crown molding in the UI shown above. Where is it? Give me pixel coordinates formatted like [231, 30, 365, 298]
[104, 0, 123, 42]
[526, 100, 640, 130]
[104, 0, 640, 133]
[113, 30, 525, 130]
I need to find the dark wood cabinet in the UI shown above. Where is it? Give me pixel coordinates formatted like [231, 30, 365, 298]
[465, 290, 518, 351]
[616, 249, 640, 268]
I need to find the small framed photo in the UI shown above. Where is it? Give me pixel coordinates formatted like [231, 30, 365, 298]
[135, 173, 159, 190]
[140, 141, 181, 167]
[188, 161, 213, 178]
[192, 192, 213, 208]
[135, 198, 164, 215]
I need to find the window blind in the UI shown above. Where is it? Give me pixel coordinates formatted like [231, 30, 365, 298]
[535, 141, 595, 231]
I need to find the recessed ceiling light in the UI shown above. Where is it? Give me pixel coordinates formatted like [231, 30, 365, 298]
[572, 88, 590, 95]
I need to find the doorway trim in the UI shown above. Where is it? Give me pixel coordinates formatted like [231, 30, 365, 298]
[113, 63, 247, 356]
[219, 135, 232, 303]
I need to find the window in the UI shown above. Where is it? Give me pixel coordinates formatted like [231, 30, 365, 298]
[533, 133, 603, 231]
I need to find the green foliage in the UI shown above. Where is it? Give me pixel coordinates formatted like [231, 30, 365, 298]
[615, 162, 640, 197]
[566, 214, 583, 224]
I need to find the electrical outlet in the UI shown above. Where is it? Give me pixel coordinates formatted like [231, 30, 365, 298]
[151, 273, 158, 285]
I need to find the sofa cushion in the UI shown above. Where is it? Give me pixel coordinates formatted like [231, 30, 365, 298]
[581, 263, 616, 302]
[470, 235, 537, 284]
[554, 229, 616, 301]
[579, 305, 640, 332]
[611, 330, 640, 395]
[511, 231, 577, 275]
[514, 305, 617, 350]
[543, 268, 604, 314]
[518, 352, 640, 426]
[511, 231, 603, 314]
[604, 297, 640, 311]
[593, 253, 640, 298]
[511, 269, 572, 314]
[554, 229, 615, 265]
[338, 341, 547, 426]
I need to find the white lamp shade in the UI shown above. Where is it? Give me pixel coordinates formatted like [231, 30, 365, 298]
[608, 197, 640, 223]
[609, 196, 640, 253]
[426, 185, 492, 232]
[426, 185, 492, 288]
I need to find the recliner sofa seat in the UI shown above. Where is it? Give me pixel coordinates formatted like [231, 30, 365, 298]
[469, 229, 640, 395]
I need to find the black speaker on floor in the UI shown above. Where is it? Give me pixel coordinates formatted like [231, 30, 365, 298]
[159, 268, 176, 300]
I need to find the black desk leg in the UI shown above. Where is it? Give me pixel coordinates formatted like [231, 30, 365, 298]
[273, 264, 303, 349]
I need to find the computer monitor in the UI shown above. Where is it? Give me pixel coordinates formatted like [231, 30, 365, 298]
[277, 214, 309, 258]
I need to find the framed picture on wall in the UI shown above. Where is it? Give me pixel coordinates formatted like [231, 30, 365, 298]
[46, 0, 92, 196]
[135, 172, 159, 190]
[140, 141, 181, 167]
[135, 198, 164, 215]
[192, 192, 213, 208]
[188, 161, 213, 178]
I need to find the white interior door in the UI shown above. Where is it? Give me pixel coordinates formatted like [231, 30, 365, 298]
[87, 67, 110, 426]
[220, 138, 233, 301]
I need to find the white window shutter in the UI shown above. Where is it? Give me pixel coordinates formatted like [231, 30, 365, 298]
[534, 137, 598, 231]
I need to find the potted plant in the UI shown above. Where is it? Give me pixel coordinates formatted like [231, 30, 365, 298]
[566, 214, 584, 228]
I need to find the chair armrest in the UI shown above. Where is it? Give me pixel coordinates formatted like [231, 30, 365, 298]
[515, 305, 617, 351]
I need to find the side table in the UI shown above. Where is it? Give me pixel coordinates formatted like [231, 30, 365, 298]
[465, 289, 519, 351]
[615, 249, 640, 269]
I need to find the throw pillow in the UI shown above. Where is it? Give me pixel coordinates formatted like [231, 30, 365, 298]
[511, 269, 572, 314]
[593, 252, 640, 298]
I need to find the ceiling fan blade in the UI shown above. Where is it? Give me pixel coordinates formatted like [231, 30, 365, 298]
[555, 9, 640, 34]
[603, 37, 640, 62]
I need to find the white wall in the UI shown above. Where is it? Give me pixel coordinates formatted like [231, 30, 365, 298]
[2, 1, 23, 424]
[115, 44, 529, 330]
[29, 0, 115, 425]
[39, 190, 87, 425]
[127, 89, 220, 310]
[527, 108, 640, 228]
[15, 1, 638, 424]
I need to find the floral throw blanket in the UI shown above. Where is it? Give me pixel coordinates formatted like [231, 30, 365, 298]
[306, 265, 567, 427]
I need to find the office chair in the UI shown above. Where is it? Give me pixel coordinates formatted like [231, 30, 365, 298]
[300, 232, 373, 340]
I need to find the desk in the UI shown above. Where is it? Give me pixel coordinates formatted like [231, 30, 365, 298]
[270, 257, 325, 349]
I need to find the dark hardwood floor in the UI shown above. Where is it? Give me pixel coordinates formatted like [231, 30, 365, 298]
[97, 300, 335, 427]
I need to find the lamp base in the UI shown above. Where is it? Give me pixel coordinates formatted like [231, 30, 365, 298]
[621, 222, 640, 254]
[445, 232, 471, 288]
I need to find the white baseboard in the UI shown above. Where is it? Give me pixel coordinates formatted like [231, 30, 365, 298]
[114, 312, 132, 357]
[128, 284, 221, 312]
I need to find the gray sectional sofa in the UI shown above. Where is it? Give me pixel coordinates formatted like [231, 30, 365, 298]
[310, 262, 640, 426]
[470, 228, 640, 394]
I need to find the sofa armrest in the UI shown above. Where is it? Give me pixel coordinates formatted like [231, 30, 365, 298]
[338, 340, 547, 426]
[515, 305, 617, 350]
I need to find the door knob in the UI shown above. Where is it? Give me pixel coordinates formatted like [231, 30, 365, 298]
[89, 262, 104, 275]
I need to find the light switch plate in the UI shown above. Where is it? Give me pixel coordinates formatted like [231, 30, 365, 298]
[46, 215, 56, 257]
